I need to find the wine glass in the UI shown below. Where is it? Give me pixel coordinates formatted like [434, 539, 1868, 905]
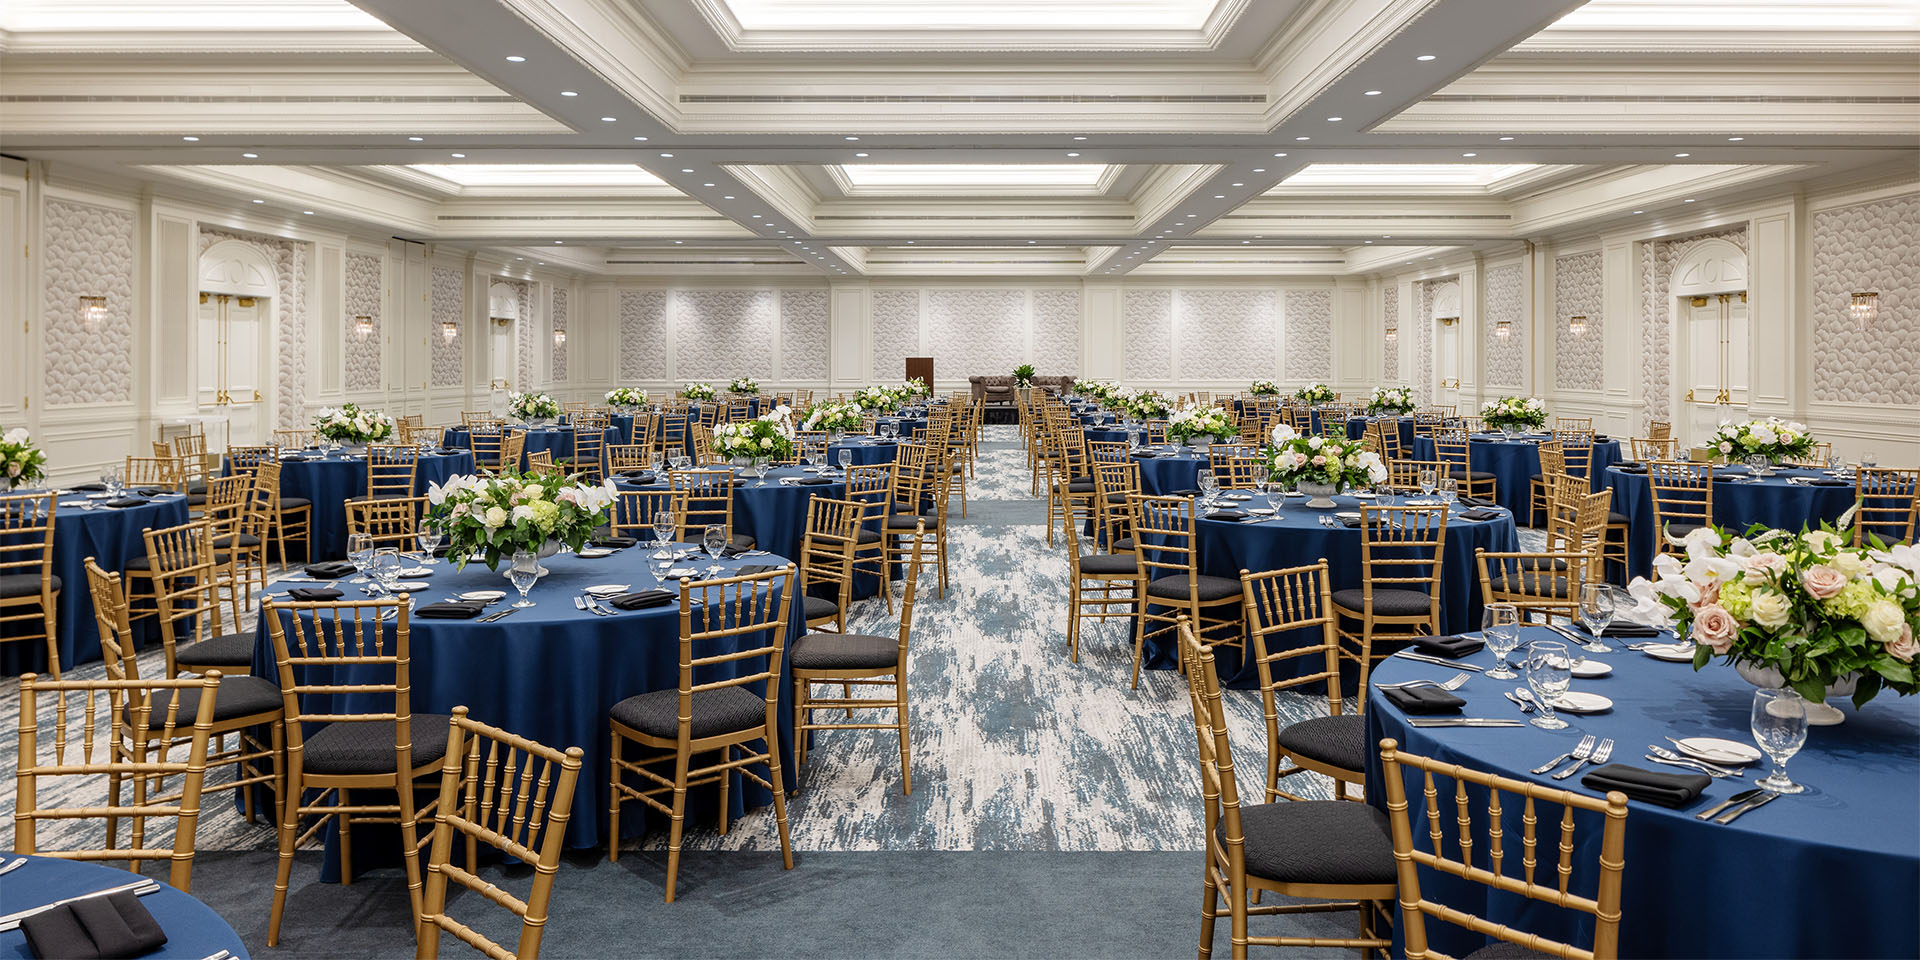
[1482, 602, 1521, 679]
[1750, 688, 1808, 794]
[838, 450, 854, 475]
[507, 550, 539, 608]
[652, 510, 677, 552]
[1524, 640, 1573, 730]
[1438, 477, 1459, 507]
[671, 454, 691, 471]
[347, 532, 374, 584]
[1417, 468, 1437, 499]
[1578, 583, 1616, 653]
[1252, 472, 1271, 511]
[649, 450, 665, 475]
[1744, 454, 1769, 478]
[702, 523, 728, 575]
[1861, 450, 1879, 470]
[415, 525, 443, 563]
[370, 547, 401, 593]
[1196, 468, 1218, 507]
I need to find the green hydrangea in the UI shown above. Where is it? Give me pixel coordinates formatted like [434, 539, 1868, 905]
[1719, 580, 1752, 620]
[1823, 580, 1875, 621]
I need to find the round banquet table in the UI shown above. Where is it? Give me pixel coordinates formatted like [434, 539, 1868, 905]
[1412, 434, 1624, 521]
[1345, 415, 1416, 447]
[826, 437, 902, 468]
[1133, 448, 1206, 495]
[249, 545, 803, 879]
[1363, 627, 1920, 959]
[0, 855, 251, 959]
[269, 450, 476, 561]
[1, 491, 191, 675]
[1603, 464, 1861, 580]
[441, 426, 619, 470]
[1138, 493, 1519, 688]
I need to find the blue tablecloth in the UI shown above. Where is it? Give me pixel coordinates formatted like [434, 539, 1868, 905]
[1603, 465, 1860, 580]
[442, 427, 620, 470]
[826, 438, 902, 468]
[249, 546, 803, 875]
[1365, 628, 1920, 959]
[1346, 416, 1416, 448]
[271, 451, 476, 561]
[0, 855, 251, 959]
[1134, 449, 1206, 495]
[1412, 435, 1623, 521]
[1, 492, 191, 675]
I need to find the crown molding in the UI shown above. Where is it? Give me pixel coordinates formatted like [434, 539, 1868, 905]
[678, 0, 1255, 55]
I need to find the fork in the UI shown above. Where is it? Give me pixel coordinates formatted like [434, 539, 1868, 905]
[1554, 737, 1612, 780]
[1375, 672, 1469, 691]
[1532, 735, 1595, 775]
[1648, 743, 1740, 777]
[1504, 690, 1536, 714]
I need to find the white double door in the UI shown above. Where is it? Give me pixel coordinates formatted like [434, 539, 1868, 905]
[196, 293, 271, 446]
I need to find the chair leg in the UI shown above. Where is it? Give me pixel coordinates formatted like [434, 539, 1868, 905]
[607, 733, 622, 862]
[716, 746, 731, 836]
[663, 750, 691, 902]
[397, 776, 427, 939]
[1199, 868, 1219, 960]
[337, 788, 354, 885]
[1067, 580, 1081, 663]
[43, 602, 60, 678]
[268, 770, 299, 946]
[896, 674, 911, 795]
[767, 732, 794, 872]
[936, 533, 949, 598]
[1229, 881, 1250, 960]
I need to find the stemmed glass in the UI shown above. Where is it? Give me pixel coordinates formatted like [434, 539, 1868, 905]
[652, 510, 677, 552]
[347, 532, 374, 584]
[702, 523, 728, 577]
[1578, 583, 1616, 653]
[415, 525, 443, 564]
[838, 450, 854, 476]
[1438, 477, 1459, 508]
[1750, 688, 1808, 794]
[1861, 451, 1879, 471]
[102, 466, 124, 499]
[1482, 602, 1521, 679]
[508, 550, 539, 608]
[1252, 472, 1272, 512]
[1524, 640, 1573, 730]
[671, 454, 691, 471]
[1196, 468, 1218, 508]
[1417, 468, 1438, 500]
[649, 450, 665, 476]
[370, 547, 401, 594]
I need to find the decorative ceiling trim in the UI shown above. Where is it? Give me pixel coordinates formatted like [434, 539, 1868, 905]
[681, 0, 1257, 54]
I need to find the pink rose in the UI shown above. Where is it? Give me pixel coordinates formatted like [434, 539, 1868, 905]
[1311, 455, 1327, 466]
[1889, 624, 1919, 663]
[1743, 552, 1788, 577]
[1800, 565, 1848, 599]
[1694, 581, 1721, 608]
[1692, 603, 1739, 654]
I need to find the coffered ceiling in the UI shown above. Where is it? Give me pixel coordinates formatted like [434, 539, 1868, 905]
[1, 0, 1914, 278]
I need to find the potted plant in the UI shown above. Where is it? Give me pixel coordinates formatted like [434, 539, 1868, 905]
[425, 470, 616, 575]
[1, 427, 48, 491]
[604, 387, 647, 412]
[1263, 423, 1387, 508]
[1708, 417, 1815, 476]
[1166, 405, 1236, 449]
[1365, 386, 1416, 416]
[1013, 364, 1036, 402]
[315, 402, 396, 445]
[1480, 396, 1547, 438]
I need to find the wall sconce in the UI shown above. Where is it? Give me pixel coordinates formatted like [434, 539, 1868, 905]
[1384, 324, 1398, 343]
[1438, 316, 1458, 327]
[1494, 319, 1513, 340]
[552, 328, 567, 347]
[492, 316, 513, 328]
[1568, 315, 1589, 338]
[79, 295, 107, 329]
[1850, 291, 1879, 331]
[441, 320, 458, 341]
[353, 314, 374, 338]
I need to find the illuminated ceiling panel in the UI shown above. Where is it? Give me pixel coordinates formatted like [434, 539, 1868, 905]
[838, 164, 1114, 189]
[0, 0, 394, 32]
[1544, 0, 1919, 31]
[1276, 164, 1542, 189]
[717, 0, 1224, 31]
[407, 164, 666, 187]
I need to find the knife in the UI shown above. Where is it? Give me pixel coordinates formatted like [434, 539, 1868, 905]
[1406, 718, 1525, 727]
[1395, 651, 1486, 672]
[478, 607, 520, 623]
[1695, 787, 1764, 821]
[1714, 790, 1780, 824]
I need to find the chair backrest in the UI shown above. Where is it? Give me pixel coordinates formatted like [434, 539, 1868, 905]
[891, 443, 948, 520]
[1555, 417, 1593, 433]
[671, 565, 796, 729]
[524, 450, 566, 481]
[1369, 419, 1406, 462]
[461, 410, 491, 427]
[125, 455, 186, 491]
[246, 461, 284, 532]
[1358, 505, 1448, 613]
[800, 496, 864, 611]
[367, 443, 420, 499]
[628, 414, 658, 454]
[346, 496, 425, 551]
[1434, 429, 1473, 471]
[1131, 495, 1199, 584]
[226, 444, 278, 475]
[791, 430, 829, 466]
[670, 468, 737, 541]
[0, 492, 56, 592]
[1207, 444, 1262, 488]
[607, 443, 651, 472]
[1379, 739, 1629, 960]
[273, 428, 314, 449]
[690, 424, 722, 465]
[1091, 460, 1141, 546]
[1630, 437, 1676, 461]
[845, 463, 895, 527]
[1475, 548, 1593, 622]
[1240, 562, 1342, 727]
[1646, 419, 1672, 440]
[262, 597, 418, 779]
[499, 432, 527, 473]
[1175, 620, 1252, 912]
[15, 671, 222, 892]
[1388, 459, 1447, 494]
[1543, 475, 1610, 563]
[172, 432, 210, 482]
[143, 519, 231, 676]
[418, 708, 584, 960]
[570, 426, 606, 480]
[83, 558, 140, 682]
[1536, 440, 1566, 482]
[470, 428, 505, 470]
[1646, 460, 1713, 553]
[203, 473, 255, 539]
[658, 412, 688, 452]
[611, 488, 688, 540]
[1554, 431, 1594, 479]
[1854, 467, 1919, 546]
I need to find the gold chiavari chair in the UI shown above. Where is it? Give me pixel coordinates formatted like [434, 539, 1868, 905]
[15, 671, 223, 893]
[885, 442, 950, 600]
[1129, 494, 1246, 690]
[469, 427, 507, 474]
[125, 454, 186, 494]
[658, 412, 689, 460]
[226, 444, 278, 476]
[274, 428, 314, 449]
[1557, 430, 1595, 481]
[562, 424, 607, 481]
[606, 566, 797, 902]
[1386, 459, 1447, 496]
[0, 491, 61, 675]
[1379, 739, 1630, 960]
[1240, 561, 1366, 803]
[1334, 505, 1448, 693]
[1476, 548, 1594, 624]
[86, 558, 284, 826]
[199, 471, 254, 535]
[1367, 419, 1406, 463]
[460, 410, 492, 427]
[172, 431, 215, 493]
[1647, 460, 1713, 557]
[625, 412, 659, 459]
[363, 443, 421, 501]
[844, 463, 895, 613]
[524, 449, 566, 481]
[217, 462, 275, 603]
[498, 431, 526, 474]
[671, 468, 755, 550]
[611, 487, 687, 542]
[607, 443, 652, 473]
[562, 401, 590, 418]
[1543, 474, 1612, 566]
[417, 708, 584, 960]
[1066, 461, 1141, 665]
[696, 403, 722, 429]
[793, 430, 829, 466]
[249, 458, 311, 570]
[726, 399, 753, 422]
[798, 495, 865, 633]
[1527, 441, 1565, 528]
[1630, 437, 1677, 461]
[347, 496, 425, 552]
[792, 524, 925, 793]
[1411, 411, 1445, 440]
[1555, 416, 1593, 432]
[1207, 444, 1263, 489]
[1180, 622, 1395, 959]
[1854, 467, 1919, 546]
[143, 519, 248, 676]
[689, 424, 724, 466]
[1647, 419, 1672, 441]
[262, 596, 445, 947]
[1435, 429, 1497, 503]
[1045, 430, 1096, 547]
[1785, 441, 1835, 468]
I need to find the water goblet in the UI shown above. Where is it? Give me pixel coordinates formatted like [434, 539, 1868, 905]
[1861, 450, 1879, 470]
[1524, 640, 1573, 730]
[838, 450, 854, 475]
[649, 451, 665, 474]
[1750, 688, 1808, 794]
[1482, 601, 1521, 679]
[702, 523, 728, 576]
[652, 510, 676, 552]
[370, 547, 401, 593]
[1252, 473, 1271, 511]
[1196, 468, 1218, 507]
[416, 526, 443, 563]
[347, 532, 374, 584]
[1438, 477, 1459, 507]
[1578, 582, 1616, 653]
[1417, 468, 1438, 499]
[507, 550, 539, 608]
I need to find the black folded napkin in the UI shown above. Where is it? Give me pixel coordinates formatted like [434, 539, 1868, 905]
[721, 544, 747, 558]
[1458, 495, 1496, 508]
[1593, 434, 1609, 441]
[20, 889, 167, 960]
[1132, 451, 1162, 459]
[287, 586, 344, 601]
[1170, 488, 1200, 497]
[1600, 622, 1662, 638]
[1413, 635, 1485, 658]
[1337, 514, 1364, 528]
[133, 487, 165, 497]
[1580, 763, 1710, 808]
[796, 476, 833, 485]
[617, 471, 656, 483]
[1380, 685, 1465, 714]
[432, 544, 456, 558]
[591, 536, 638, 549]
[1612, 461, 1643, 471]
[1459, 508, 1504, 521]
[873, 440, 898, 446]
[303, 561, 357, 579]
[280, 454, 309, 462]
[70, 483, 108, 492]
[1808, 477, 1849, 487]
[735, 563, 781, 576]
[608, 589, 675, 610]
[1713, 475, 1742, 483]
[415, 600, 487, 620]
[1203, 508, 1249, 520]
[103, 497, 148, 508]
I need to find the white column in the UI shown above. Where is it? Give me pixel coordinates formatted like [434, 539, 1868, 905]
[1082, 279, 1123, 380]
[828, 280, 868, 391]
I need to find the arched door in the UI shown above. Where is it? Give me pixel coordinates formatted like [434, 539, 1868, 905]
[487, 281, 519, 416]
[1668, 239, 1749, 446]
[198, 240, 278, 446]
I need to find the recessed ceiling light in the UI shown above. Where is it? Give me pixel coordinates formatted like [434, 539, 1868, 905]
[1632, 210, 1644, 214]
[1364, 240, 1372, 243]
[1326, 116, 1343, 122]
[703, 182, 715, 187]
[1252, 168, 1265, 173]
[182, 136, 199, 141]
[1416, 54, 1436, 61]
[632, 136, 649, 141]
[1231, 182, 1244, 187]
[1028, 240, 1037, 244]
[723, 195, 735, 200]
[1364, 90, 1382, 96]
[1295, 136, 1311, 141]
[506, 55, 525, 62]
[674, 240, 683, 244]
[1214, 195, 1225, 199]
[1684, 198, 1696, 203]
[601, 116, 617, 122]
[409, 136, 423, 141]
[1382, 235, 1391, 238]
[681, 168, 693, 173]
[659, 153, 673, 158]
[1498, 136, 1514, 141]
[1462, 152, 1477, 157]
[242, 152, 258, 158]
[854, 152, 868, 157]
[906, 240, 914, 244]
[844, 136, 860, 141]
[303, 210, 314, 215]
[554, 240, 563, 244]
[1727, 136, 1745, 141]
[1073, 136, 1088, 141]
[537, 261, 545, 265]
[1241, 240, 1250, 244]
[561, 90, 577, 97]
[450, 153, 465, 158]
[1066, 152, 1080, 157]
[1272, 153, 1287, 158]
[515, 257, 523, 260]
[251, 199, 264, 204]
[1674, 152, 1690, 158]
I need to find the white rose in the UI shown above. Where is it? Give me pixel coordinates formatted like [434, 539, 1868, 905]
[511, 504, 535, 524]
[1719, 442, 1733, 454]
[1307, 436, 1324, 450]
[1801, 530, 1842, 554]
[1749, 590, 1792, 629]
[1830, 551, 1871, 579]
[483, 506, 508, 529]
[1862, 599, 1908, 645]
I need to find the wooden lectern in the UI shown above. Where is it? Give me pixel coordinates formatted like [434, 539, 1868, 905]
[905, 357, 933, 385]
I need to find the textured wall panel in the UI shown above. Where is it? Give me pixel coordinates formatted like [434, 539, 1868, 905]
[870, 289, 922, 381]
[781, 289, 829, 381]
[619, 290, 668, 380]
[1553, 252, 1603, 391]
[1031, 288, 1082, 375]
[549, 288, 569, 382]
[1281, 289, 1330, 381]
[1415, 280, 1437, 405]
[928, 288, 1026, 378]
[1641, 226, 1748, 423]
[674, 290, 776, 380]
[1176, 289, 1277, 380]
[429, 266, 464, 388]
[42, 199, 134, 405]
[1382, 284, 1400, 381]
[512, 282, 534, 389]
[1123, 289, 1173, 380]
[200, 227, 309, 426]
[1810, 195, 1919, 406]
[1483, 264, 1526, 389]
[343, 253, 384, 392]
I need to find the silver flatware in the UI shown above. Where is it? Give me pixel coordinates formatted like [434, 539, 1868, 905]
[200, 951, 232, 960]
[1648, 744, 1740, 778]
[0, 879, 160, 930]
[1394, 651, 1485, 672]
[1554, 737, 1613, 780]
[1696, 787, 1765, 821]
[478, 608, 520, 623]
[1375, 672, 1469, 691]
[1406, 718, 1525, 727]
[1645, 754, 1741, 779]
[1534, 735, 1596, 776]
[0, 858, 24, 876]
[1715, 790, 1780, 825]
[1505, 690, 1536, 714]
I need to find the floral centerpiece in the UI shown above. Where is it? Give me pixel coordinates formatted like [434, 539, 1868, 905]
[804, 401, 864, 435]
[604, 387, 647, 409]
[314, 402, 395, 444]
[425, 471, 616, 572]
[682, 382, 716, 402]
[1166, 405, 1237, 446]
[1480, 396, 1546, 435]
[1294, 384, 1335, 405]
[1708, 417, 1814, 471]
[1, 427, 48, 490]
[856, 386, 903, 411]
[711, 406, 796, 468]
[506, 392, 561, 424]
[1264, 423, 1387, 508]
[1366, 386, 1416, 416]
[1249, 380, 1279, 396]
[1625, 524, 1918, 723]
[1115, 388, 1172, 421]
[1073, 378, 1105, 398]
[904, 377, 932, 399]
[1013, 364, 1036, 389]
[729, 376, 761, 395]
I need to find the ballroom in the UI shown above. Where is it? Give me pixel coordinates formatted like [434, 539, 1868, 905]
[0, 1, 1916, 958]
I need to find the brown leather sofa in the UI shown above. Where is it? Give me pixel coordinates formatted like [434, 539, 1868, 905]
[970, 374, 1076, 405]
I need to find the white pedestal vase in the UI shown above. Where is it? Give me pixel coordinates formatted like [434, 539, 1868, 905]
[1734, 661, 1856, 726]
[1299, 481, 1341, 509]
[501, 538, 563, 579]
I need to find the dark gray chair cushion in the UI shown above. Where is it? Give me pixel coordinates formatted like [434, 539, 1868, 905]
[610, 687, 766, 740]
[731, 532, 757, 551]
[790, 633, 899, 670]
[1466, 942, 1553, 959]
[1078, 553, 1139, 577]
[1224, 800, 1396, 885]
[173, 633, 256, 668]
[884, 513, 938, 532]
[128, 675, 281, 726]
[857, 528, 882, 545]
[278, 497, 312, 509]
[210, 533, 262, 550]
[1113, 537, 1136, 552]
[302, 713, 453, 776]
[1146, 574, 1241, 602]
[1449, 468, 1497, 482]
[1331, 588, 1434, 617]
[0, 574, 57, 599]
[1275, 714, 1366, 773]
[1066, 478, 1097, 494]
[802, 595, 841, 622]
[1607, 511, 1631, 526]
